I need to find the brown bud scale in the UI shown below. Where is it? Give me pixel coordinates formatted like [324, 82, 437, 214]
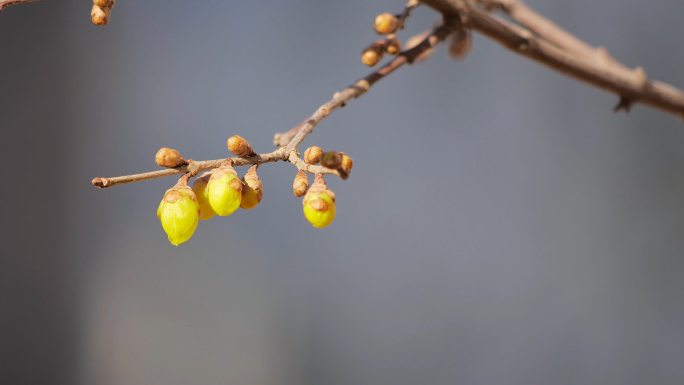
[304, 146, 323, 164]
[227, 135, 256, 157]
[293, 170, 310, 197]
[91, 4, 110, 26]
[155, 148, 187, 168]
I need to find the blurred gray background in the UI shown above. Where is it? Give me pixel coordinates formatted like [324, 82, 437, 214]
[3, 1, 684, 384]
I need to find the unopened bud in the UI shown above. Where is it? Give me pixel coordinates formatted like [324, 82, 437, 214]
[374, 13, 398, 35]
[385, 37, 402, 55]
[91, 4, 110, 26]
[192, 172, 216, 220]
[227, 135, 256, 157]
[339, 152, 353, 174]
[155, 147, 187, 168]
[304, 146, 323, 164]
[240, 165, 263, 210]
[320, 151, 342, 169]
[207, 163, 242, 216]
[157, 175, 200, 246]
[362, 42, 385, 67]
[448, 30, 472, 60]
[293, 170, 309, 197]
[302, 174, 336, 228]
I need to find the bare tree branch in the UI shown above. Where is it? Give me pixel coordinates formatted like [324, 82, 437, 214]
[93, 25, 454, 188]
[420, 0, 684, 117]
[0, 0, 44, 11]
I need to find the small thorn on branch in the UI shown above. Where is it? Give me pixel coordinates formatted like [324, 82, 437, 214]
[613, 97, 633, 113]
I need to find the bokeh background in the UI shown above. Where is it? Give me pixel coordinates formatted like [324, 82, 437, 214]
[3, 1, 684, 384]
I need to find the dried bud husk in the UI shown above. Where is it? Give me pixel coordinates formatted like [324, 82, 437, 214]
[227, 135, 256, 157]
[91, 4, 110, 26]
[339, 152, 354, 174]
[192, 171, 216, 220]
[107, 0, 116, 10]
[448, 29, 472, 60]
[207, 163, 242, 216]
[304, 146, 323, 164]
[157, 176, 200, 246]
[320, 151, 342, 169]
[405, 32, 434, 63]
[240, 165, 263, 210]
[155, 147, 187, 168]
[362, 42, 385, 67]
[302, 174, 336, 228]
[374, 13, 398, 35]
[385, 37, 402, 55]
[293, 170, 309, 197]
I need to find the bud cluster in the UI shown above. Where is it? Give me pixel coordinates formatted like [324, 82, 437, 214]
[155, 136, 352, 245]
[91, 0, 115, 26]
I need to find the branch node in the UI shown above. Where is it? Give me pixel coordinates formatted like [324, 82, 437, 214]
[92, 177, 109, 188]
[633, 66, 648, 88]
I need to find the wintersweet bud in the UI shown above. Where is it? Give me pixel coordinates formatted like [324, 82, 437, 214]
[240, 165, 263, 210]
[155, 147, 186, 168]
[293, 170, 310, 197]
[207, 163, 242, 216]
[157, 176, 200, 246]
[91, 4, 110, 26]
[304, 146, 323, 165]
[362, 42, 385, 67]
[374, 13, 398, 35]
[302, 173, 336, 228]
[191, 172, 216, 220]
[227, 135, 256, 157]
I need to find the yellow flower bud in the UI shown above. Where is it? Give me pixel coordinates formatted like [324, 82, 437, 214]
[362, 42, 384, 67]
[302, 174, 336, 228]
[293, 170, 309, 197]
[374, 13, 398, 35]
[157, 186, 200, 246]
[240, 165, 263, 210]
[155, 147, 186, 168]
[227, 135, 256, 157]
[207, 164, 242, 216]
[304, 146, 323, 165]
[91, 4, 110, 26]
[192, 172, 216, 220]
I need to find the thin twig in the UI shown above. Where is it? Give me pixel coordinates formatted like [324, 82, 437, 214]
[274, 24, 455, 148]
[420, 0, 684, 117]
[0, 0, 44, 11]
[92, 25, 455, 188]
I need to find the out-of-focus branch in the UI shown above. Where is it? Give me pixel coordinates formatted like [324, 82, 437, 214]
[0, 0, 44, 11]
[274, 23, 455, 148]
[420, 0, 684, 117]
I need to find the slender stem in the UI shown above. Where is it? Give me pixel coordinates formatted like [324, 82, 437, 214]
[92, 25, 454, 188]
[0, 0, 45, 11]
